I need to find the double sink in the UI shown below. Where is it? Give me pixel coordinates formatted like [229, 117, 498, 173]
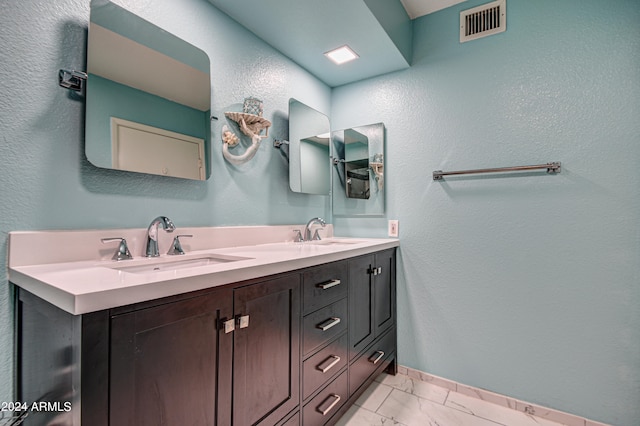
[107, 239, 363, 275]
[8, 224, 400, 315]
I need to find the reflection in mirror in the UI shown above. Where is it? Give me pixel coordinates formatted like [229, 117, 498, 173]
[86, 0, 211, 180]
[332, 123, 385, 216]
[344, 128, 370, 199]
[288, 99, 331, 195]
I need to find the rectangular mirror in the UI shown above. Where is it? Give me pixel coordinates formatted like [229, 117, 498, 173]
[332, 123, 385, 216]
[86, 0, 211, 180]
[288, 99, 331, 195]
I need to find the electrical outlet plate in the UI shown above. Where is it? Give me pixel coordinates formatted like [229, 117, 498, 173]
[388, 220, 399, 237]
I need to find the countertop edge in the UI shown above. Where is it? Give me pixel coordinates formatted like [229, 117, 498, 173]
[11, 239, 399, 315]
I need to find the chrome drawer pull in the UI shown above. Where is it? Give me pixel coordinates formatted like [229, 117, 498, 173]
[316, 279, 341, 290]
[369, 350, 385, 365]
[316, 317, 341, 331]
[317, 393, 341, 416]
[316, 355, 341, 373]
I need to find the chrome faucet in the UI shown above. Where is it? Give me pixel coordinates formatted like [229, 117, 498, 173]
[145, 216, 176, 257]
[304, 217, 326, 241]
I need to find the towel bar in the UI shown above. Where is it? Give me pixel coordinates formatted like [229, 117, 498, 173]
[433, 162, 561, 181]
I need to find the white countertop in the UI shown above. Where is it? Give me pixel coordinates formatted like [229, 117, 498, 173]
[9, 227, 398, 315]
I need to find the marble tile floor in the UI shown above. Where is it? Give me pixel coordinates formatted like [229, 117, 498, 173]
[335, 373, 569, 426]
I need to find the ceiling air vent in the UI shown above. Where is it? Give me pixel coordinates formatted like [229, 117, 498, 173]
[460, 0, 506, 43]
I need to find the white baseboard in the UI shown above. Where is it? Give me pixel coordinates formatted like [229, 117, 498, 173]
[397, 365, 610, 426]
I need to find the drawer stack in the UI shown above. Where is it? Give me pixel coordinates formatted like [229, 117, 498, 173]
[301, 261, 349, 426]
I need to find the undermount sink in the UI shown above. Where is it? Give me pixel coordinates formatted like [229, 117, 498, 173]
[309, 239, 363, 246]
[110, 254, 251, 274]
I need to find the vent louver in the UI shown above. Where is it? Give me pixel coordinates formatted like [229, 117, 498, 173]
[460, 0, 506, 43]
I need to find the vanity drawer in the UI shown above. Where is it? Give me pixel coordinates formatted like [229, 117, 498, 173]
[303, 333, 348, 399]
[303, 299, 347, 355]
[303, 371, 348, 426]
[303, 261, 348, 314]
[349, 328, 396, 396]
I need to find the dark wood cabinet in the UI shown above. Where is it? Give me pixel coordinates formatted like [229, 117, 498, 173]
[372, 249, 395, 338]
[17, 248, 396, 426]
[348, 249, 396, 361]
[232, 275, 300, 425]
[110, 290, 233, 426]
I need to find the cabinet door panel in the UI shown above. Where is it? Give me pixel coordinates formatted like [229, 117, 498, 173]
[233, 275, 300, 426]
[348, 254, 374, 360]
[373, 249, 396, 337]
[110, 290, 232, 426]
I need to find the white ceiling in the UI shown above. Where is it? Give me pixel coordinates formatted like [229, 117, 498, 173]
[400, 0, 467, 19]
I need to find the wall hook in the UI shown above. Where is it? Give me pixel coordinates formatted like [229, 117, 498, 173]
[274, 140, 290, 162]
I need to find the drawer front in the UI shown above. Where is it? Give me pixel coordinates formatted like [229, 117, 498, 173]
[303, 261, 348, 314]
[303, 371, 348, 426]
[349, 329, 396, 396]
[303, 333, 348, 399]
[303, 299, 348, 355]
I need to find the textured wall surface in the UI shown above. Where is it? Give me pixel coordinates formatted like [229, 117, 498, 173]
[332, 0, 640, 424]
[2, 0, 639, 424]
[0, 0, 330, 405]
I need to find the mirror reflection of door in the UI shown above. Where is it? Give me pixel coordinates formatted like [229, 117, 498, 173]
[111, 118, 205, 180]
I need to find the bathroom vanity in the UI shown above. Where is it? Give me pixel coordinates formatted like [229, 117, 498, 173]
[9, 226, 398, 426]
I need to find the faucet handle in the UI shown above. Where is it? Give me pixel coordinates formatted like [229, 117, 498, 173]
[167, 234, 193, 255]
[312, 229, 323, 241]
[101, 237, 133, 261]
[293, 229, 304, 243]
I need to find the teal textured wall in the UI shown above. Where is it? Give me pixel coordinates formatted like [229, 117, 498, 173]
[331, 0, 640, 424]
[2, 0, 639, 424]
[0, 0, 330, 406]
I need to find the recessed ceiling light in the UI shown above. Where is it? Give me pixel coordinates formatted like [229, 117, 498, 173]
[324, 45, 359, 65]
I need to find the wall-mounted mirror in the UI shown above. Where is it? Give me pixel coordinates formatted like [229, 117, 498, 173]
[288, 99, 331, 195]
[86, 0, 211, 180]
[332, 123, 385, 216]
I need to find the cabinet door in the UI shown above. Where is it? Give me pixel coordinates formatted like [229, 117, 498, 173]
[233, 275, 301, 425]
[373, 249, 396, 338]
[110, 290, 233, 426]
[348, 254, 375, 360]
[349, 250, 396, 360]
